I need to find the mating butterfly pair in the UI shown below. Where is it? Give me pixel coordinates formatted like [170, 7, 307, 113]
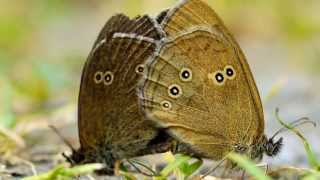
[67, 0, 283, 176]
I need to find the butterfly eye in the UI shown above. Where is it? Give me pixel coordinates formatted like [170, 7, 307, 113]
[180, 68, 193, 82]
[103, 71, 114, 86]
[224, 65, 236, 80]
[210, 71, 225, 86]
[235, 144, 248, 153]
[94, 71, 103, 84]
[135, 64, 145, 75]
[161, 100, 172, 110]
[168, 84, 183, 98]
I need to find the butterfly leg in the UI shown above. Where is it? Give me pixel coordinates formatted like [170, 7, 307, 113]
[114, 160, 121, 176]
[241, 169, 246, 180]
[148, 138, 176, 154]
[139, 130, 176, 155]
[220, 160, 238, 178]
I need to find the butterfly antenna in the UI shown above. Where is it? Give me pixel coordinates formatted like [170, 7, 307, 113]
[49, 125, 76, 153]
[270, 109, 316, 140]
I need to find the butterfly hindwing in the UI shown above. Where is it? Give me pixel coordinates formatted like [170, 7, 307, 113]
[140, 0, 264, 159]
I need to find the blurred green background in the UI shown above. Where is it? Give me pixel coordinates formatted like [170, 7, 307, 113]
[0, 0, 319, 168]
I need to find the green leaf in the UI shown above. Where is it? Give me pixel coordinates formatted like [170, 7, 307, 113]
[227, 153, 271, 180]
[160, 154, 191, 178]
[178, 158, 203, 178]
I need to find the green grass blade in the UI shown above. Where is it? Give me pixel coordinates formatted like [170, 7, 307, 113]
[121, 171, 138, 180]
[61, 163, 104, 176]
[227, 153, 271, 180]
[0, 78, 16, 128]
[275, 108, 320, 170]
[22, 163, 104, 180]
[22, 165, 65, 180]
[303, 172, 320, 180]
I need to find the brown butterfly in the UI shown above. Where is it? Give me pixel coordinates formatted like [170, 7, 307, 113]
[68, 14, 173, 175]
[140, 0, 282, 166]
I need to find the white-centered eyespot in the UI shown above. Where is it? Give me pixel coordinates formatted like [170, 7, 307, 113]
[224, 65, 236, 80]
[103, 71, 114, 86]
[168, 84, 183, 99]
[179, 67, 193, 82]
[94, 71, 103, 84]
[161, 100, 172, 110]
[209, 70, 225, 86]
[135, 64, 145, 75]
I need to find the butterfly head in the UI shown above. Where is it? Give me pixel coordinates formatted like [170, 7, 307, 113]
[263, 136, 283, 157]
[243, 135, 283, 162]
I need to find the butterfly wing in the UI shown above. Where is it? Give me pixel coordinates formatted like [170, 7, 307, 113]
[91, 14, 164, 50]
[78, 14, 169, 161]
[140, 0, 264, 160]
